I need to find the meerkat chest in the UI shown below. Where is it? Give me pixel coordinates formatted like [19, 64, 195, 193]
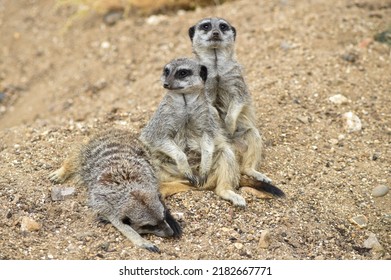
[173, 100, 211, 150]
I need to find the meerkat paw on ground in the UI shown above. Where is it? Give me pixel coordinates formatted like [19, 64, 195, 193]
[215, 188, 246, 208]
[48, 166, 67, 183]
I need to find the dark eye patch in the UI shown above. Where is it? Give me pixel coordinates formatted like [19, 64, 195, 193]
[175, 69, 192, 79]
[163, 67, 170, 76]
[199, 22, 211, 31]
[122, 217, 132, 226]
[219, 23, 229, 31]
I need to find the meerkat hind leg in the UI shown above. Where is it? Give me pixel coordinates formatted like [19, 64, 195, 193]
[210, 144, 246, 207]
[240, 128, 272, 184]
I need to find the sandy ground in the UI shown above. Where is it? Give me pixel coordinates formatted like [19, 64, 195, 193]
[0, 0, 390, 260]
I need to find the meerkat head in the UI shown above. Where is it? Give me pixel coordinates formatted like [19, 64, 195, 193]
[98, 166, 181, 238]
[189, 17, 236, 51]
[123, 190, 181, 238]
[161, 58, 208, 94]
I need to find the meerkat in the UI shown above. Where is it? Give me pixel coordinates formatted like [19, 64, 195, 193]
[189, 17, 273, 185]
[140, 58, 246, 207]
[48, 129, 181, 253]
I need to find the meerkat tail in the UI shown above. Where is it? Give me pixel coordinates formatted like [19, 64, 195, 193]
[239, 176, 285, 197]
[159, 181, 194, 198]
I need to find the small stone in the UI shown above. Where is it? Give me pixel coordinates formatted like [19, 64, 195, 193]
[363, 233, 383, 252]
[341, 52, 358, 63]
[20, 216, 41, 232]
[103, 10, 123, 26]
[258, 229, 271, 248]
[342, 112, 362, 133]
[329, 138, 339, 145]
[371, 185, 389, 197]
[146, 15, 167, 25]
[350, 214, 368, 228]
[329, 94, 349, 105]
[172, 212, 184, 221]
[100, 41, 110, 49]
[234, 242, 243, 250]
[359, 38, 374, 48]
[280, 41, 297, 50]
[297, 115, 310, 124]
[371, 153, 380, 161]
[51, 186, 75, 201]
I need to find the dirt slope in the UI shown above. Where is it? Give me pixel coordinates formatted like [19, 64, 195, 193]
[0, 0, 390, 260]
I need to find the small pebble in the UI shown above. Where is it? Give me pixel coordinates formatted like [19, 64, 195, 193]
[329, 94, 349, 105]
[20, 216, 41, 232]
[371, 185, 389, 197]
[258, 229, 271, 248]
[103, 10, 123, 26]
[342, 112, 362, 133]
[297, 115, 310, 124]
[349, 215, 368, 228]
[146, 15, 167, 25]
[280, 41, 297, 50]
[172, 212, 184, 221]
[363, 233, 383, 252]
[341, 52, 358, 63]
[234, 243, 244, 250]
[100, 41, 110, 49]
[51, 186, 75, 201]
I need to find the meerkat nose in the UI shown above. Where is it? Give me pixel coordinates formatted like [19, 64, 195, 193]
[163, 83, 170, 89]
[212, 30, 219, 37]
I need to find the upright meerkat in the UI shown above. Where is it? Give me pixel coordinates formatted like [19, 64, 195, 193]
[140, 58, 246, 207]
[48, 129, 181, 253]
[189, 17, 272, 184]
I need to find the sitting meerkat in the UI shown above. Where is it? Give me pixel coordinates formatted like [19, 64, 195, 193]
[49, 129, 181, 253]
[189, 17, 272, 185]
[140, 57, 246, 207]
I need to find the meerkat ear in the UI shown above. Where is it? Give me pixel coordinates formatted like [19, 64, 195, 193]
[188, 26, 195, 41]
[200, 65, 208, 82]
[231, 26, 237, 41]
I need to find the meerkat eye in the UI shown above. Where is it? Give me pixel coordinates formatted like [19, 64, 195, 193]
[122, 217, 132, 226]
[219, 23, 229, 31]
[201, 22, 211, 31]
[176, 69, 190, 78]
[163, 68, 170, 76]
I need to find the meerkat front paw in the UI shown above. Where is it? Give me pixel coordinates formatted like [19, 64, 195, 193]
[48, 167, 66, 183]
[215, 189, 246, 208]
[184, 172, 200, 187]
[142, 243, 161, 253]
[198, 174, 208, 187]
